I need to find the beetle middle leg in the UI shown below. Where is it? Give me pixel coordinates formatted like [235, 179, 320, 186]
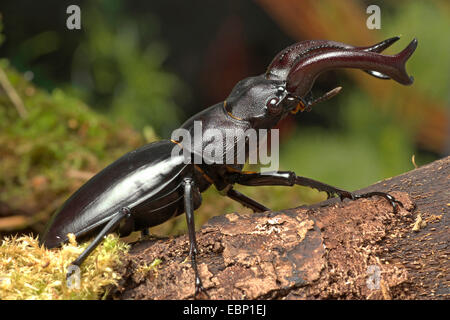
[140, 228, 151, 240]
[182, 177, 209, 298]
[226, 188, 270, 213]
[228, 171, 402, 213]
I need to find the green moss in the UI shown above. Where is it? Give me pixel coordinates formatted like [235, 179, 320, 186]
[0, 234, 129, 300]
[136, 258, 162, 277]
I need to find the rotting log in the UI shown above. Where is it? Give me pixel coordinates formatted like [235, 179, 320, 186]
[111, 156, 449, 300]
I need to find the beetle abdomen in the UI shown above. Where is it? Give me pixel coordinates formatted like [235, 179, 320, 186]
[40, 140, 189, 248]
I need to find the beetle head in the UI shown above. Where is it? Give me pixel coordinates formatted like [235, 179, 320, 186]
[223, 75, 289, 129]
[224, 37, 417, 129]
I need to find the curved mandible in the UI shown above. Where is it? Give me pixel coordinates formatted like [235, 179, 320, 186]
[266, 37, 401, 81]
[285, 38, 417, 97]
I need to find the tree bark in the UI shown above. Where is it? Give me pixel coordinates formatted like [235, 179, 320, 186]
[112, 156, 449, 300]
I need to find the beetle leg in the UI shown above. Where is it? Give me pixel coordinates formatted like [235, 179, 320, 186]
[183, 177, 209, 298]
[66, 207, 131, 280]
[229, 171, 402, 213]
[226, 188, 270, 212]
[140, 228, 150, 239]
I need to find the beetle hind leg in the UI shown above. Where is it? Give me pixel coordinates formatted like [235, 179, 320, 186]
[66, 207, 131, 281]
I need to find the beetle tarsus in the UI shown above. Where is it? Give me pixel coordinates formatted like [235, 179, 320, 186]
[350, 191, 403, 213]
[194, 274, 209, 299]
[329, 189, 402, 213]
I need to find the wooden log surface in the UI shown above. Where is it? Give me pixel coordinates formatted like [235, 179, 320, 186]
[111, 156, 449, 300]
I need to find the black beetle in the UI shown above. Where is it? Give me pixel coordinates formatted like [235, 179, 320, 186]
[40, 37, 417, 297]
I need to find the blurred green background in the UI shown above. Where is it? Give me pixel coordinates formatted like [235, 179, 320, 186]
[0, 0, 448, 239]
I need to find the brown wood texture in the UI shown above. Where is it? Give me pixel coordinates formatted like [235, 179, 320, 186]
[112, 156, 449, 300]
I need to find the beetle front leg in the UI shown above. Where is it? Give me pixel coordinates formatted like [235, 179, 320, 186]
[182, 177, 208, 298]
[229, 171, 402, 213]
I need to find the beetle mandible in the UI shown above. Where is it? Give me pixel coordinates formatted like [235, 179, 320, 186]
[40, 37, 417, 297]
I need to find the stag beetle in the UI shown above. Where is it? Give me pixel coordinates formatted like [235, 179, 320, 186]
[40, 37, 417, 297]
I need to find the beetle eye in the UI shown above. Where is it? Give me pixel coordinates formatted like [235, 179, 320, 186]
[266, 97, 281, 114]
[267, 97, 279, 107]
[276, 87, 285, 96]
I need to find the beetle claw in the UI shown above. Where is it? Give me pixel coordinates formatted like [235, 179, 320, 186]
[347, 191, 403, 213]
[66, 267, 75, 280]
[194, 281, 210, 299]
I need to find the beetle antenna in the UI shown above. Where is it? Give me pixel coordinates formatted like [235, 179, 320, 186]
[307, 86, 342, 110]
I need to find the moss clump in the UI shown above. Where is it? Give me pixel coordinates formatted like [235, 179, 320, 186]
[0, 234, 129, 300]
